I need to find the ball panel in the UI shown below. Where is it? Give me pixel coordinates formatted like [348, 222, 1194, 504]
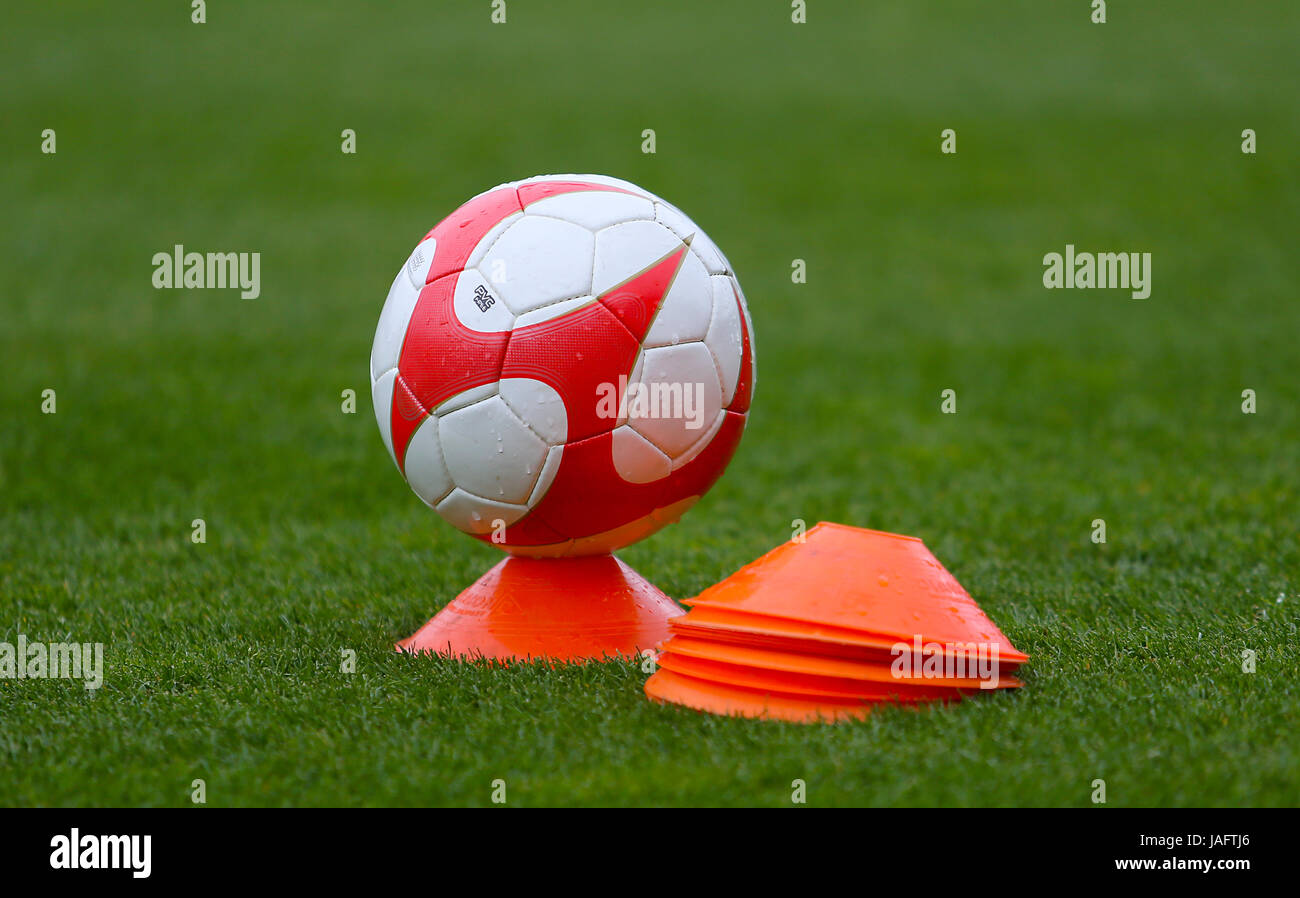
[498, 377, 567, 446]
[654, 202, 730, 275]
[628, 342, 724, 460]
[371, 367, 399, 468]
[479, 216, 594, 315]
[451, 268, 515, 334]
[437, 394, 549, 505]
[652, 201, 695, 243]
[404, 236, 439, 288]
[704, 274, 745, 407]
[371, 267, 420, 381]
[436, 488, 527, 534]
[691, 228, 733, 276]
[611, 424, 672, 484]
[643, 247, 712, 349]
[512, 294, 595, 329]
[671, 409, 726, 471]
[733, 276, 756, 410]
[526, 445, 564, 506]
[403, 415, 454, 507]
[592, 220, 683, 296]
[524, 191, 656, 232]
[464, 212, 522, 271]
[433, 382, 498, 417]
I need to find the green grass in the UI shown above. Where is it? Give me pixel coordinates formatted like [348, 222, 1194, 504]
[1, 0, 1297, 806]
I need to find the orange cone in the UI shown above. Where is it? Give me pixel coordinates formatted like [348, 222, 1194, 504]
[662, 635, 1020, 689]
[656, 652, 974, 701]
[670, 605, 1025, 670]
[685, 523, 1027, 660]
[398, 554, 681, 663]
[645, 522, 1027, 721]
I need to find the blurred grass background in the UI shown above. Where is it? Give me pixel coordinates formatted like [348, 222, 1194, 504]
[0, 1, 1296, 806]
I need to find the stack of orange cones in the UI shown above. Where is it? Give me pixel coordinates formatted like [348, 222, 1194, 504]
[645, 522, 1027, 722]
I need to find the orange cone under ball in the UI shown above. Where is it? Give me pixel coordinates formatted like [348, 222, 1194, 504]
[397, 554, 682, 663]
[645, 522, 1028, 722]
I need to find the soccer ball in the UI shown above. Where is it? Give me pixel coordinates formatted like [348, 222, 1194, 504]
[370, 174, 755, 556]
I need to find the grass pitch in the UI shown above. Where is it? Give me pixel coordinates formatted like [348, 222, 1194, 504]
[1, 1, 1297, 806]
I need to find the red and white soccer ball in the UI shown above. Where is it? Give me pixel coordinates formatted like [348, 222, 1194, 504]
[370, 174, 755, 556]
